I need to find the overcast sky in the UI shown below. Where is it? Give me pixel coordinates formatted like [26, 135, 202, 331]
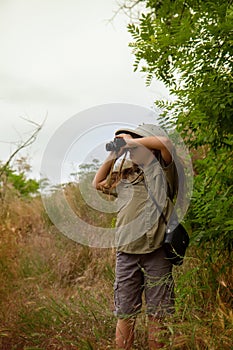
[0, 0, 170, 178]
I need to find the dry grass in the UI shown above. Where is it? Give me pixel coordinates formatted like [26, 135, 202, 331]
[0, 187, 232, 349]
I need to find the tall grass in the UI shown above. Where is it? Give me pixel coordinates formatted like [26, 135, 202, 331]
[170, 252, 233, 349]
[0, 186, 232, 349]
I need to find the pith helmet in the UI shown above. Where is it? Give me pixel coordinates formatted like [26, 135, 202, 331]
[115, 123, 167, 138]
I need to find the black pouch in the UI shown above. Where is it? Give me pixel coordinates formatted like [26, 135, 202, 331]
[163, 222, 190, 266]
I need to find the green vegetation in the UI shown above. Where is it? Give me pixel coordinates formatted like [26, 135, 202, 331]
[127, 0, 233, 254]
[0, 1, 233, 348]
[0, 164, 39, 198]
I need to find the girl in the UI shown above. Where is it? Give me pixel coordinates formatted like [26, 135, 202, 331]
[93, 124, 179, 349]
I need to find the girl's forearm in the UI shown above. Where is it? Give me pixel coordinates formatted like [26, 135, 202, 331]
[92, 153, 116, 189]
[132, 136, 171, 151]
[128, 136, 173, 164]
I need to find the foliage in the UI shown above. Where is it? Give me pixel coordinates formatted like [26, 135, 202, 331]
[76, 158, 101, 181]
[128, 0, 233, 146]
[126, 0, 233, 253]
[190, 146, 233, 253]
[0, 118, 43, 199]
[0, 162, 39, 197]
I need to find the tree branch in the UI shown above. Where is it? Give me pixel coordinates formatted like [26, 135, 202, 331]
[0, 117, 46, 178]
[107, 0, 145, 23]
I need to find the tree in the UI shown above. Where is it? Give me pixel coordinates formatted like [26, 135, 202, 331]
[127, 0, 232, 145]
[0, 119, 43, 199]
[0, 163, 39, 197]
[124, 0, 233, 253]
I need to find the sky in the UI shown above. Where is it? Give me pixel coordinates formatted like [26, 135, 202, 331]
[0, 0, 171, 179]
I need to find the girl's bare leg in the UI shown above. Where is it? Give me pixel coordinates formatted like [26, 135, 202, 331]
[115, 318, 136, 349]
[148, 316, 166, 349]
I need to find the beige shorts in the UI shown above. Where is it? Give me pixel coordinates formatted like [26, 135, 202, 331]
[114, 247, 175, 319]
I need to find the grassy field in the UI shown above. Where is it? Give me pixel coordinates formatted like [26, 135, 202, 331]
[0, 187, 232, 349]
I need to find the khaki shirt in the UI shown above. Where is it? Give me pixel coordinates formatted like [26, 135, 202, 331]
[114, 159, 175, 254]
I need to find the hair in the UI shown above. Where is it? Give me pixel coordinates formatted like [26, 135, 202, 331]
[101, 159, 139, 194]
